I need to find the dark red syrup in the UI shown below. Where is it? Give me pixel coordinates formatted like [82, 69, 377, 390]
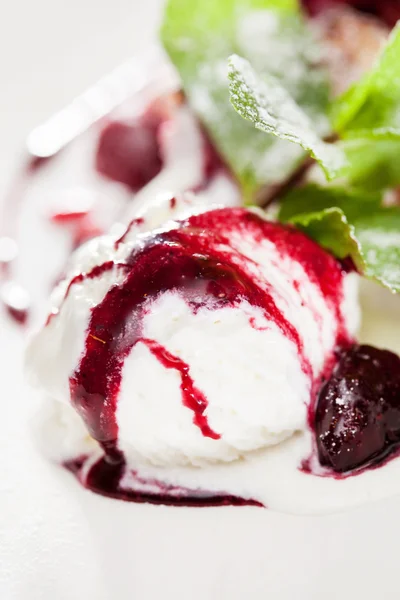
[50, 209, 90, 224]
[64, 455, 262, 507]
[142, 338, 220, 439]
[4, 303, 29, 325]
[64, 207, 350, 504]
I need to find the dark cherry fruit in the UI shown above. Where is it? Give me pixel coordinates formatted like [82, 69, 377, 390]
[96, 120, 162, 192]
[303, 0, 400, 27]
[316, 344, 400, 473]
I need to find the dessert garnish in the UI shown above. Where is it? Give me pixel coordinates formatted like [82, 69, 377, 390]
[316, 344, 400, 473]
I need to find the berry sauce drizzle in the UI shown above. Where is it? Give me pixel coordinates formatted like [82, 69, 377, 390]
[64, 455, 263, 507]
[64, 207, 350, 505]
[142, 338, 220, 439]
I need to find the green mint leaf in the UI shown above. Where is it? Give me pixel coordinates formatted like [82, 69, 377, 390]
[228, 55, 346, 180]
[333, 23, 400, 136]
[331, 25, 400, 192]
[286, 207, 361, 261]
[279, 185, 400, 293]
[342, 127, 400, 140]
[161, 0, 331, 200]
[354, 210, 400, 292]
[278, 184, 381, 222]
[339, 137, 400, 191]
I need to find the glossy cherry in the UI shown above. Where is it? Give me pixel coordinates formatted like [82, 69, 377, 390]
[303, 0, 400, 27]
[316, 344, 400, 473]
[96, 120, 162, 192]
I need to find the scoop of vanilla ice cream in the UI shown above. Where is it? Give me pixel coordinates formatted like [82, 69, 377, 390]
[27, 196, 360, 468]
[118, 294, 309, 466]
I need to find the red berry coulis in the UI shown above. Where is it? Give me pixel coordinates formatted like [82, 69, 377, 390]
[65, 207, 350, 505]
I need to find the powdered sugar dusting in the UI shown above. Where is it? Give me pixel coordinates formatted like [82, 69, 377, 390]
[228, 54, 346, 179]
[357, 227, 400, 291]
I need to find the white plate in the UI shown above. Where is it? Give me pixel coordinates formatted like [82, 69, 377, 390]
[2, 3, 400, 598]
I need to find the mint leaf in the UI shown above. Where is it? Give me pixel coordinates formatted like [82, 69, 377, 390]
[161, 0, 331, 200]
[279, 185, 400, 293]
[228, 55, 346, 180]
[286, 207, 361, 261]
[331, 25, 400, 192]
[333, 23, 400, 136]
[279, 184, 381, 222]
[339, 137, 400, 191]
[354, 210, 400, 292]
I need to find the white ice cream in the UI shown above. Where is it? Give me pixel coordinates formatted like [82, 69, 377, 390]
[27, 186, 365, 515]
[118, 296, 308, 467]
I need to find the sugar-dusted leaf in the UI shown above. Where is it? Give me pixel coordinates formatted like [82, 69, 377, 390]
[279, 184, 382, 222]
[339, 137, 400, 191]
[333, 23, 400, 135]
[279, 184, 400, 293]
[287, 207, 361, 261]
[161, 0, 331, 200]
[354, 210, 400, 293]
[228, 55, 346, 180]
